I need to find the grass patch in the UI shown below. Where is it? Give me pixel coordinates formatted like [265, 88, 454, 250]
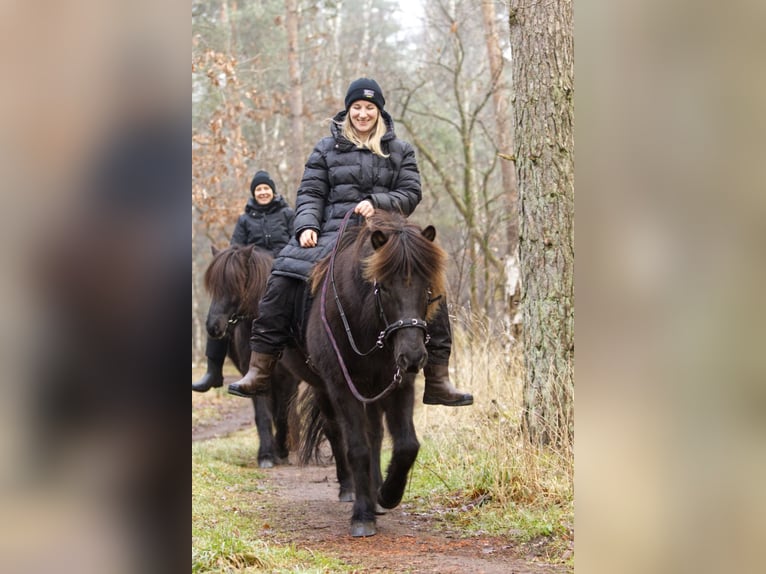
[193, 313, 574, 568]
[192, 361, 255, 428]
[192, 433, 354, 573]
[403, 437, 572, 543]
[191, 389, 232, 428]
[192, 364, 245, 428]
[398, 311, 574, 561]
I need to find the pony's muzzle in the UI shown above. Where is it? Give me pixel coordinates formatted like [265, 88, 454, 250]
[206, 323, 220, 339]
[396, 346, 427, 374]
[207, 326, 224, 339]
[207, 310, 243, 340]
[206, 317, 228, 339]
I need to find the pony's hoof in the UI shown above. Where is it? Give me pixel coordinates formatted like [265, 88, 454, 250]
[338, 490, 354, 503]
[375, 504, 387, 515]
[377, 491, 402, 510]
[350, 521, 376, 537]
[259, 459, 275, 469]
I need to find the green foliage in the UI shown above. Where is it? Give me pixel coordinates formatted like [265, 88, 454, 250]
[400, 313, 573, 557]
[192, 435, 354, 573]
[193, 314, 573, 567]
[404, 436, 572, 542]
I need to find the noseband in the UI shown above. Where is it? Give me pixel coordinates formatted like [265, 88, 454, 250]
[372, 283, 430, 349]
[209, 311, 247, 340]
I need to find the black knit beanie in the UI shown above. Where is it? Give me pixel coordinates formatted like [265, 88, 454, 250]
[249, 170, 276, 196]
[344, 78, 386, 111]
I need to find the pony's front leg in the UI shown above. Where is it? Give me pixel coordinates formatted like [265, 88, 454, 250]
[366, 403, 386, 514]
[343, 402, 377, 537]
[327, 426, 354, 503]
[252, 396, 277, 468]
[316, 390, 354, 502]
[272, 366, 298, 462]
[366, 403, 384, 492]
[379, 378, 419, 509]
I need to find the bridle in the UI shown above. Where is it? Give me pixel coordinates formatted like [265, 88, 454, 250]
[209, 247, 259, 340]
[319, 209, 433, 404]
[209, 310, 247, 340]
[336, 280, 431, 357]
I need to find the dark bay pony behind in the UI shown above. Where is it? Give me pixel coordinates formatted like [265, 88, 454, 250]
[295, 210, 448, 537]
[202, 244, 300, 467]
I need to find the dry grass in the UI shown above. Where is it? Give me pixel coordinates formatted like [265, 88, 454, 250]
[193, 310, 574, 561]
[407, 309, 573, 552]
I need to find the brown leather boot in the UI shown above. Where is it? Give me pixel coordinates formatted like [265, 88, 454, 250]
[227, 352, 279, 398]
[423, 364, 473, 407]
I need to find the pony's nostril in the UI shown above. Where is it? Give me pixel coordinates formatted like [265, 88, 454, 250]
[397, 352, 426, 374]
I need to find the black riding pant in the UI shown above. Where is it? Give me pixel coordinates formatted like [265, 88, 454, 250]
[205, 337, 229, 361]
[249, 274, 308, 355]
[425, 299, 452, 365]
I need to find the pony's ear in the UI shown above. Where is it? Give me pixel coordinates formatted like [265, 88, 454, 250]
[211, 245, 221, 256]
[422, 225, 436, 242]
[371, 230, 388, 250]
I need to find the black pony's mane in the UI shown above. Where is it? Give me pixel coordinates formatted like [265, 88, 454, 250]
[311, 211, 447, 319]
[204, 244, 273, 314]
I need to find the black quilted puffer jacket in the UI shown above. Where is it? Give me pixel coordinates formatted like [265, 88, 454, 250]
[271, 110, 421, 280]
[229, 195, 295, 257]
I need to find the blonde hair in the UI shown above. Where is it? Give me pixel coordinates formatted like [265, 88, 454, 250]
[339, 113, 390, 158]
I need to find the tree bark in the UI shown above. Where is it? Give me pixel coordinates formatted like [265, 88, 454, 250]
[286, 0, 305, 201]
[509, 0, 574, 446]
[481, 0, 519, 254]
[481, 0, 521, 332]
[192, 226, 205, 366]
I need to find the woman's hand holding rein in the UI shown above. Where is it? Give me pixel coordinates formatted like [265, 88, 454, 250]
[354, 200, 374, 218]
[299, 229, 317, 247]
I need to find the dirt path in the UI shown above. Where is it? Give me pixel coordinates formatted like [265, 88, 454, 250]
[192, 387, 570, 573]
[192, 390, 256, 441]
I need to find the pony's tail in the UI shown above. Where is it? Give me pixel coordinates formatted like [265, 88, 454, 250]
[297, 385, 329, 465]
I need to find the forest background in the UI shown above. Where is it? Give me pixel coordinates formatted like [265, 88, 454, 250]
[0, 1, 758, 573]
[192, 3, 576, 567]
[192, 0, 524, 365]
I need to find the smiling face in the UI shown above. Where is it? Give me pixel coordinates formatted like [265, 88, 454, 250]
[348, 100, 379, 136]
[253, 183, 274, 205]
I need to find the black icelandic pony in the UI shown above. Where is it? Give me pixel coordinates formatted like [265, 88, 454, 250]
[201, 244, 300, 468]
[292, 210, 448, 537]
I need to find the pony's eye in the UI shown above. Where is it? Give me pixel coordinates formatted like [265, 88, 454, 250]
[426, 292, 442, 306]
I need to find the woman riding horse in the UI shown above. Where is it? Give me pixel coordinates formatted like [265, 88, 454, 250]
[228, 78, 472, 408]
[192, 170, 294, 392]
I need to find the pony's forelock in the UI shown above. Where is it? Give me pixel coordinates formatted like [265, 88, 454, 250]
[310, 212, 447, 305]
[363, 214, 447, 298]
[204, 244, 273, 311]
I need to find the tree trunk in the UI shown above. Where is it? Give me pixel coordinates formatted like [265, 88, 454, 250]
[192, 231, 205, 367]
[285, 0, 305, 201]
[481, 0, 521, 331]
[509, 0, 574, 447]
[481, 0, 519, 253]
